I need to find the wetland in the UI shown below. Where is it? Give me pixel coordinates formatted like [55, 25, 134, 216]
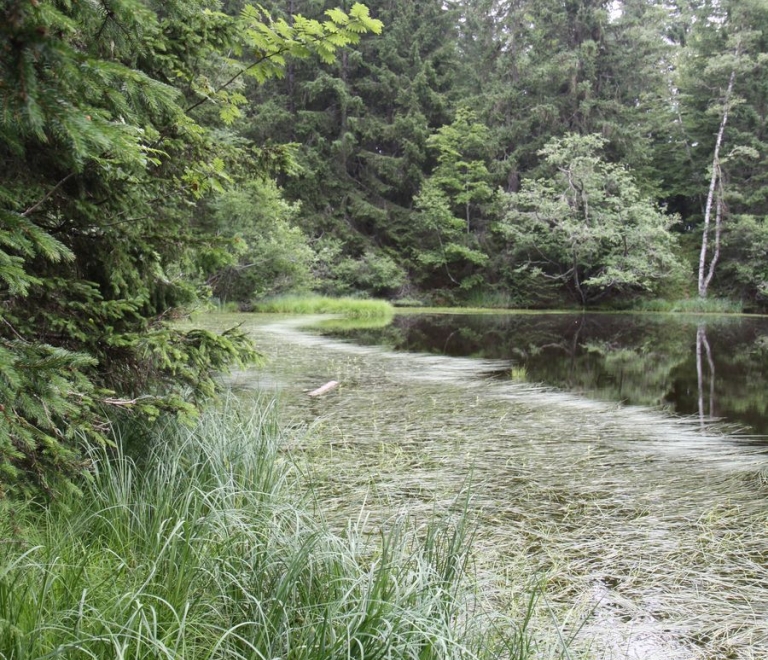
[216, 311, 768, 660]
[316, 311, 768, 439]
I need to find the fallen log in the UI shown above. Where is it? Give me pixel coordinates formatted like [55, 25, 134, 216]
[307, 380, 340, 397]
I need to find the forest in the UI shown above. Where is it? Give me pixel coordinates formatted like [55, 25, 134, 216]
[1, 0, 767, 492]
[3, 3, 768, 658]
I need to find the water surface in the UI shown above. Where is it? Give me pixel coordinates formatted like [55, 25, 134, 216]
[316, 312, 768, 438]
[197, 313, 768, 660]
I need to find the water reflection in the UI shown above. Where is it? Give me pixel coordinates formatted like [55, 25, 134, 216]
[696, 323, 715, 429]
[316, 313, 768, 437]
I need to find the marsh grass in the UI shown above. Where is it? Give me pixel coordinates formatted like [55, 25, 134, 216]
[0, 402, 527, 660]
[633, 296, 743, 314]
[253, 295, 394, 319]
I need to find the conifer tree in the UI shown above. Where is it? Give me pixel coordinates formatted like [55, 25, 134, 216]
[0, 0, 381, 496]
[457, 0, 677, 185]
[412, 109, 494, 291]
[242, 0, 459, 296]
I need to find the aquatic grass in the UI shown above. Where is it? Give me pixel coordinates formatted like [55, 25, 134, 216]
[0, 401, 527, 660]
[252, 294, 394, 319]
[227, 314, 768, 660]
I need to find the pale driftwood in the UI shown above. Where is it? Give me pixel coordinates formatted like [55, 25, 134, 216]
[307, 380, 340, 397]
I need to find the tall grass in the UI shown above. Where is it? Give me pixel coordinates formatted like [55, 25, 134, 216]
[461, 289, 522, 310]
[0, 403, 527, 660]
[252, 294, 394, 319]
[632, 296, 743, 314]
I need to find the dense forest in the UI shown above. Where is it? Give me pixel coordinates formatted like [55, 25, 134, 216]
[235, 0, 768, 311]
[2, 0, 768, 493]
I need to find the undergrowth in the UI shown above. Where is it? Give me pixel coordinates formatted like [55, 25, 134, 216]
[632, 297, 743, 314]
[0, 403, 531, 660]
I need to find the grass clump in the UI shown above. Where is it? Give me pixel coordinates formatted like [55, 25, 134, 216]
[633, 297, 743, 314]
[253, 294, 395, 319]
[0, 403, 526, 660]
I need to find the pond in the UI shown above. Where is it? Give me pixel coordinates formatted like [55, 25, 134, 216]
[314, 312, 768, 439]
[201, 312, 768, 660]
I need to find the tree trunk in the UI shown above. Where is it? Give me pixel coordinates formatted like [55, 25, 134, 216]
[287, 0, 296, 140]
[572, 250, 586, 306]
[698, 66, 737, 299]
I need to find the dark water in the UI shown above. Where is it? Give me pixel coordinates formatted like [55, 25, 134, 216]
[315, 312, 768, 437]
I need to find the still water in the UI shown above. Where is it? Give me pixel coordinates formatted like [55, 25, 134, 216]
[316, 312, 768, 438]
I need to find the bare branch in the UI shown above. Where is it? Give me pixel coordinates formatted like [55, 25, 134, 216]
[21, 173, 75, 218]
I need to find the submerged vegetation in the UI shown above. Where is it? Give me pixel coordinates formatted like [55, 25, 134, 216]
[0, 405, 528, 660]
[234, 316, 768, 660]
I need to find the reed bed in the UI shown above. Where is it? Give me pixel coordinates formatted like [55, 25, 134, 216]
[224, 315, 768, 660]
[0, 402, 529, 660]
[252, 295, 394, 319]
[632, 297, 744, 314]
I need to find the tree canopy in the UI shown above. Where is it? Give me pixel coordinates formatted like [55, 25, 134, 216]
[0, 0, 381, 496]
[3, 0, 768, 494]
[500, 134, 685, 304]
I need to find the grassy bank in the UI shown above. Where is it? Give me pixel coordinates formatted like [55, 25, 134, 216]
[630, 296, 744, 314]
[253, 294, 395, 319]
[0, 403, 528, 660]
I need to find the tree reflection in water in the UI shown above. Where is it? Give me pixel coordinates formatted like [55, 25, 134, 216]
[696, 323, 716, 428]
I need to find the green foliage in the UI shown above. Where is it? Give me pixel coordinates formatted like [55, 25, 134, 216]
[239, 2, 383, 81]
[413, 110, 495, 291]
[500, 134, 686, 305]
[460, 0, 676, 184]
[667, 0, 768, 304]
[219, 0, 767, 311]
[0, 342, 97, 498]
[0, 405, 526, 660]
[414, 180, 489, 289]
[329, 250, 408, 297]
[242, 0, 460, 297]
[0, 0, 381, 496]
[426, 108, 496, 233]
[208, 179, 315, 301]
[718, 214, 768, 307]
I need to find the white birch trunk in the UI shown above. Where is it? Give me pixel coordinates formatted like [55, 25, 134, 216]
[698, 67, 737, 298]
